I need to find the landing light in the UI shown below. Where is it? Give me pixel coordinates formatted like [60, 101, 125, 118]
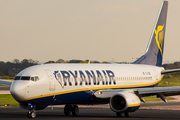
[98, 92, 102, 94]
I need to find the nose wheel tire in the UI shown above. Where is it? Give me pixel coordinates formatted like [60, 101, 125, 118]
[27, 110, 36, 118]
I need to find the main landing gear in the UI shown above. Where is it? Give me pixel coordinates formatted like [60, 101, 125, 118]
[116, 112, 130, 117]
[64, 104, 79, 116]
[27, 110, 36, 118]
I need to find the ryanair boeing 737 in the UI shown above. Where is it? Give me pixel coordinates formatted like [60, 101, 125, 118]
[1, 1, 180, 118]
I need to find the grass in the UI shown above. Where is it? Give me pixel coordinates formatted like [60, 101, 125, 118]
[158, 78, 180, 87]
[0, 76, 14, 80]
[143, 96, 172, 102]
[0, 94, 19, 107]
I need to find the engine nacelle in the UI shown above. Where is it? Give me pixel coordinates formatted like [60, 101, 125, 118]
[110, 92, 140, 113]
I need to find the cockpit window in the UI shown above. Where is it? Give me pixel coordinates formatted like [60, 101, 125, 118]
[14, 76, 39, 81]
[31, 77, 35, 81]
[21, 76, 30, 80]
[30, 76, 39, 81]
[35, 76, 39, 81]
[14, 76, 21, 80]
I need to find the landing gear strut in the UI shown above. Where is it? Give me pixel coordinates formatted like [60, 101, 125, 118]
[27, 110, 36, 118]
[116, 112, 122, 117]
[116, 112, 130, 117]
[124, 112, 130, 117]
[64, 104, 79, 116]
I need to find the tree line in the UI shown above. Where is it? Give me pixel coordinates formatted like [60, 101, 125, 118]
[0, 58, 180, 79]
[0, 59, 102, 78]
[0, 59, 39, 78]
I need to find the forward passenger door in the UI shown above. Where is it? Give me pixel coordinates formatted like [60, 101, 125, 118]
[45, 69, 56, 91]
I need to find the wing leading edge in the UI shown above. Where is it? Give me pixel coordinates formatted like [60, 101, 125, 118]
[0, 79, 13, 86]
[161, 68, 180, 74]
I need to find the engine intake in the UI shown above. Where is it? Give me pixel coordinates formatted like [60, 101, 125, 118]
[110, 92, 140, 113]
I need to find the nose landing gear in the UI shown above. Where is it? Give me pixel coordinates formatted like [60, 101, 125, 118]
[27, 110, 36, 118]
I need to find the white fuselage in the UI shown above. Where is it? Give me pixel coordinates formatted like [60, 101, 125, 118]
[10, 63, 164, 105]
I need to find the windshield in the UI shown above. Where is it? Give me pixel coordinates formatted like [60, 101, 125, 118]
[14, 76, 39, 81]
[14, 76, 21, 80]
[21, 76, 30, 80]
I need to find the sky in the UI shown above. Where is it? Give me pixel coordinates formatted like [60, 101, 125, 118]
[0, 0, 180, 63]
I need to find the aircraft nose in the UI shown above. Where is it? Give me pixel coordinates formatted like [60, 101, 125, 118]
[10, 81, 26, 101]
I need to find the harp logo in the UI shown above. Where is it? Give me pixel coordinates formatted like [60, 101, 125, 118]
[155, 25, 164, 56]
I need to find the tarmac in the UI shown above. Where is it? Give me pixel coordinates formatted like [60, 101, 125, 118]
[1, 106, 180, 120]
[1, 86, 180, 119]
[0, 86, 10, 94]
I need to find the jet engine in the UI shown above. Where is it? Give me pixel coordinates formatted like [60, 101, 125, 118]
[110, 92, 140, 113]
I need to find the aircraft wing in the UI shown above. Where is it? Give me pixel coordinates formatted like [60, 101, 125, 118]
[0, 79, 13, 86]
[94, 86, 180, 102]
[161, 68, 180, 74]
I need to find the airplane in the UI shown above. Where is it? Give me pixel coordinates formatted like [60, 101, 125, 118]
[1, 0, 180, 118]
